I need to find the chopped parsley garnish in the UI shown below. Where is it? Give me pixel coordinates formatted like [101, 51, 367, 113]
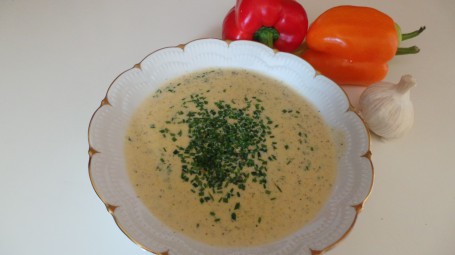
[159, 94, 278, 219]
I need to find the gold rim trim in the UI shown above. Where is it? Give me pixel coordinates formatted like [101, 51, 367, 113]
[310, 146, 374, 255]
[88, 132, 169, 254]
[87, 41, 212, 255]
[110, 208, 169, 255]
[101, 97, 111, 106]
[106, 204, 118, 214]
[309, 203, 361, 255]
[87, 38, 375, 255]
[308, 83, 374, 255]
[88, 147, 99, 157]
[134, 63, 142, 70]
[87, 67, 163, 255]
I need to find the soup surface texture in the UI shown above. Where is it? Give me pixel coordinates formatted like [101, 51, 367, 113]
[125, 68, 337, 247]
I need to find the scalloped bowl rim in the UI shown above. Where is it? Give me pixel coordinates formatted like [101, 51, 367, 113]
[88, 39, 373, 255]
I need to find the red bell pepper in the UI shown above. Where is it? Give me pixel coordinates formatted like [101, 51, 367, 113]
[222, 0, 308, 52]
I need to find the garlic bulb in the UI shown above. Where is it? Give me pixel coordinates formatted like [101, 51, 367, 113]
[358, 75, 416, 139]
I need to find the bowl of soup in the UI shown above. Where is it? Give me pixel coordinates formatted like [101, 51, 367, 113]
[88, 39, 373, 255]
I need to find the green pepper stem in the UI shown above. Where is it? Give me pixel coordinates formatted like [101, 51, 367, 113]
[253, 27, 280, 48]
[402, 26, 426, 41]
[396, 46, 420, 55]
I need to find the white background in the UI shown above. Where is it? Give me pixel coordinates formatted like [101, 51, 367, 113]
[1, 0, 454, 254]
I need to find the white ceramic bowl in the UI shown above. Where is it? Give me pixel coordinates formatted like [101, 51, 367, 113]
[88, 39, 373, 255]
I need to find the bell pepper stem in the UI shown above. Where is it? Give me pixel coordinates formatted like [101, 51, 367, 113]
[395, 25, 425, 55]
[396, 46, 420, 55]
[253, 27, 280, 48]
[401, 26, 426, 41]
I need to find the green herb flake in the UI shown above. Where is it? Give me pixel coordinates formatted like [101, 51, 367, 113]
[159, 94, 281, 218]
[274, 182, 282, 192]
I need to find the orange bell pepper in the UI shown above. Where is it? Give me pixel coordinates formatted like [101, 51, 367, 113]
[301, 5, 424, 86]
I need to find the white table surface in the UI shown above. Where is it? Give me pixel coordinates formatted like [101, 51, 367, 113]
[1, 0, 454, 254]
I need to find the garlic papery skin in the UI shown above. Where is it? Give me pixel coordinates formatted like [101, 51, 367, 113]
[358, 75, 416, 139]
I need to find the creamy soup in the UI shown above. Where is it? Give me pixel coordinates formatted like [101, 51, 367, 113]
[125, 69, 337, 247]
